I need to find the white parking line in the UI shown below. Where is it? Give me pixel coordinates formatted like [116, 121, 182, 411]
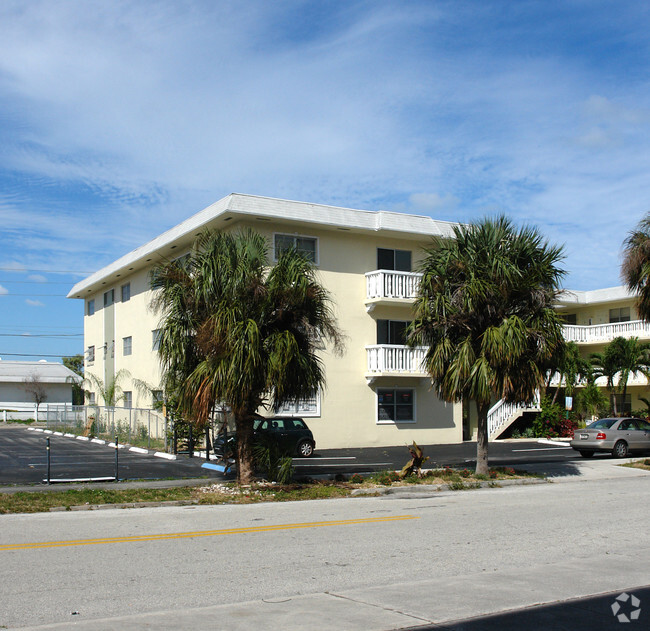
[513, 447, 572, 452]
[294, 462, 393, 467]
[293, 457, 357, 461]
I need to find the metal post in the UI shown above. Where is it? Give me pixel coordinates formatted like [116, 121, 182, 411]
[205, 426, 210, 461]
[173, 421, 177, 455]
[114, 435, 119, 482]
[148, 410, 151, 448]
[188, 423, 194, 458]
[46, 437, 51, 484]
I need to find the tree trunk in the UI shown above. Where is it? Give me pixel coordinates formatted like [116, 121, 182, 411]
[475, 400, 490, 476]
[235, 411, 255, 485]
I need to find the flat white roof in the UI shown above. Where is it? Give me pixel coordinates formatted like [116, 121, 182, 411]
[0, 361, 81, 384]
[68, 193, 460, 298]
[557, 286, 635, 306]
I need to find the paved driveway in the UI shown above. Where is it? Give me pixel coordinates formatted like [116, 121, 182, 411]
[0, 425, 219, 485]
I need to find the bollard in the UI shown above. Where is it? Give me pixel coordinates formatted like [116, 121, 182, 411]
[205, 426, 210, 462]
[114, 435, 119, 482]
[46, 437, 51, 484]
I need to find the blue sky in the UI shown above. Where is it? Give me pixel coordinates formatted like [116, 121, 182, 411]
[1, 0, 650, 361]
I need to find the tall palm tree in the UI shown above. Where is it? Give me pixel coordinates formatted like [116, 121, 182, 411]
[409, 216, 565, 475]
[83, 369, 131, 407]
[550, 341, 591, 405]
[590, 346, 621, 415]
[151, 229, 343, 484]
[612, 336, 650, 408]
[622, 214, 650, 321]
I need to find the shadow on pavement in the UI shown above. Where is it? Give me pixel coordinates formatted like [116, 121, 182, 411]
[403, 585, 648, 631]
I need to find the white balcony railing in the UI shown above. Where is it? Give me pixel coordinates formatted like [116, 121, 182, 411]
[563, 320, 650, 344]
[366, 344, 427, 375]
[366, 270, 422, 300]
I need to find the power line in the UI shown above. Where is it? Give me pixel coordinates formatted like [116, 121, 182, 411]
[0, 293, 68, 297]
[0, 352, 79, 358]
[0, 333, 83, 338]
[0, 279, 75, 285]
[0, 267, 93, 274]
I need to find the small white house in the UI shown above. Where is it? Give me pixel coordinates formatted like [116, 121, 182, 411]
[0, 360, 81, 417]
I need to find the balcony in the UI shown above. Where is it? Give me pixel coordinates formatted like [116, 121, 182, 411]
[366, 345, 428, 381]
[365, 270, 422, 310]
[563, 320, 650, 344]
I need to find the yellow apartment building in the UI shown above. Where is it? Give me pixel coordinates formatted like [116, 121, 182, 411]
[67, 193, 466, 449]
[555, 286, 650, 415]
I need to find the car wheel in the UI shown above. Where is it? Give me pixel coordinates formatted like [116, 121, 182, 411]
[297, 440, 314, 457]
[613, 440, 629, 458]
[579, 450, 594, 458]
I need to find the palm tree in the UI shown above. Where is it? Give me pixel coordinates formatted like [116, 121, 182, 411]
[83, 369, 131, 407]
[612, 336, 650, 408]
[151, 229, 343, 484]
[549, 341, 591, 405]
[622, 214, 650, 321]
[409, 216, 565, 475]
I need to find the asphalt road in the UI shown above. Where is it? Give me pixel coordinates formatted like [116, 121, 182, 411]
[1, 473, 648, 629]
[0, 423, 634, 486]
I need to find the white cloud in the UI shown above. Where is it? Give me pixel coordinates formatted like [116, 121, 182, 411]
[27, 274, 47, 283]
[0, 285, 8, 295]
[409, 193, 460, 213]
[25, 299, 45, 307]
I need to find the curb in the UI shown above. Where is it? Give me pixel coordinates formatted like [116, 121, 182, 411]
[351, 477, 548, 496]
[49, 499, 200, 512]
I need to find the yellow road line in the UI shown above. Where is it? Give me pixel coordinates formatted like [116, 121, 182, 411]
[0, 515, 419, 551]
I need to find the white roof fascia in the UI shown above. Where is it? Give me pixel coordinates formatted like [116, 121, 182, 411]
[68, 193, 460, 298]
[557, 286, 636, 306]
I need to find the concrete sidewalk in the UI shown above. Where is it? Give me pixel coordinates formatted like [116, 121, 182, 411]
[15, 556, 648, 630]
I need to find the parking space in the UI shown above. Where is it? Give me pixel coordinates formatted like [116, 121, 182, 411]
[0, 425, 220, 485]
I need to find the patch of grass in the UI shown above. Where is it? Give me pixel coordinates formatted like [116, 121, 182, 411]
[0, 487, 196, 514]
[0, 465, 545, 514]
[621, 459, 650, 471]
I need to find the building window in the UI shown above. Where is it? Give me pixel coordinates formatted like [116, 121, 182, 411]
[152, 390, 164, 407]
[123, 391, 132, 408]
[121, 283, 131, 302]
[152, 329, 162, 351]
[377, 248, 411, 272]
[123, 336, 132, 356]
[275, 391, 320, 417]
[561, 313, 577, 325]
[274, 234, 317, 263]
[104, 289, 114, 307]
[88, 392, 96, 405]
[377, 320, 409, 345]
[87, 299, 95, 316]
[609, 308, 630, 323]
[377, 388, 415, 423]
[87, 345, 95, 363]
[610, 394, 632, 415]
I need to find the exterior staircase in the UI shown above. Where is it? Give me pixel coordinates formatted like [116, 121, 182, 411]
[487, 392, 541, 441]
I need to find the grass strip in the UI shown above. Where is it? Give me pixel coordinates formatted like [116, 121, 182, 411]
[0, 468, 542, 514]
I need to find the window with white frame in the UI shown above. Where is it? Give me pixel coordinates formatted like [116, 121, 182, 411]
[88, 392, 96, 405]
[152, 390, 163, 406]
[377, 248, 412, 272]
[274, 234, 317, 263]
[376, 320, 409, 345]
[609, 307, 630, 323]
[87, 345, 95, 363]
[275, 391, 320, 417]
[87, 299, 95, 316]
[123, 391, 132, 408]
[123, 336, 132, 356]
[377, 388, 415, 423]
[121, 282, 131, 302]
[152, 329, 162, 351]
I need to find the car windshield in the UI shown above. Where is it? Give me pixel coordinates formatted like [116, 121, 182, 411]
[587, 419, 617, 429]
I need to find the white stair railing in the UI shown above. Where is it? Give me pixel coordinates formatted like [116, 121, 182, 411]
[487, 391, 541, 439]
